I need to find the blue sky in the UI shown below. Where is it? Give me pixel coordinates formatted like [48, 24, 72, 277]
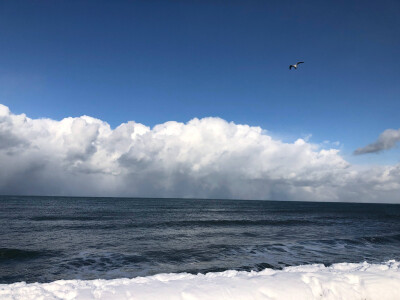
[1, 0, 399, 165]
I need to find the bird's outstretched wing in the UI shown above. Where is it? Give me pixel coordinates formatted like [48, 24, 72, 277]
[289, 65, 293, 69]
[297, 61, 304, 65]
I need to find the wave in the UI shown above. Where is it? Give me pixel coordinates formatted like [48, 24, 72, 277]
[30, 217, 318, 226]
[0, 248, 54, 261]
[30, 216, 114, 221]
[1, 260, 399, 300]
[27, 218, 321, 232]
[168, 219, 316, 226]
[123, 219, 319, 229]
[360, 233, 400, 244]
[315, 233, 400, 247]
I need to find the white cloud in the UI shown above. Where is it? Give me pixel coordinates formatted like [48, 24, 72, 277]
[0, 104, 399, 203]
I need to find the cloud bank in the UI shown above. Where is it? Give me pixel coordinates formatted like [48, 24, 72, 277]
[0, 104, 399, 203]
[354, 129, 400, 155]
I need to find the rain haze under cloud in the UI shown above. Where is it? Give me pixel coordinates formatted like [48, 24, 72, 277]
[0, 104, 399, 203]
[354, 129, 400, 155]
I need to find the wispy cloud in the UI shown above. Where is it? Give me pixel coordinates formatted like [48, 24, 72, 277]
[1, 104, 400, 203]
[354, 129, 400, 155]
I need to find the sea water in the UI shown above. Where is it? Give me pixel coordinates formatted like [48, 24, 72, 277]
[1, 196, 400, 284]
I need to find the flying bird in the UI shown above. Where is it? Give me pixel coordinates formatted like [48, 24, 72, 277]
[289, 62, 304, 70]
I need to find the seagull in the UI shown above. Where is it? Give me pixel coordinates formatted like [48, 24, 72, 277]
[289, 61, 304, 70]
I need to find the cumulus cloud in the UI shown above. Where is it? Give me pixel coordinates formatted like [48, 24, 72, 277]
[0, 104, 399, 203]
[354, 129, 400, 155]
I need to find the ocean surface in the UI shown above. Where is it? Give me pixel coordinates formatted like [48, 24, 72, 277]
[1, 196, 400, 284]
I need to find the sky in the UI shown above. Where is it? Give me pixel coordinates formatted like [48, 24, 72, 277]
[0, 0, 399, 202]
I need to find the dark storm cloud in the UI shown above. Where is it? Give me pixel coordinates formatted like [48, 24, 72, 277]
[354, 129, 400, 155]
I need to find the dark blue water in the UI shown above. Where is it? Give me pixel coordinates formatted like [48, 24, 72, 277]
[1, 196, 400, 284]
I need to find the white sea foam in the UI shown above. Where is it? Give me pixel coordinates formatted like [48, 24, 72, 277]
[1, 261, 400, 300]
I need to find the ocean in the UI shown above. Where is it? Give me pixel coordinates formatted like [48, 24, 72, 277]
[1, 196, 400, 284]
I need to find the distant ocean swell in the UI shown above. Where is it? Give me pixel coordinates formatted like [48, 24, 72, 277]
[29, 217, 319, 227]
